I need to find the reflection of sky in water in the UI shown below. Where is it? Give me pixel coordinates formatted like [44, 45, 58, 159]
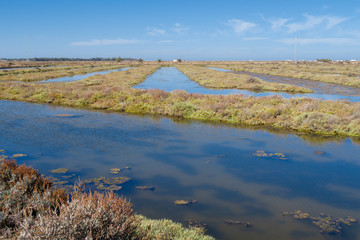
[135, 67, 360, 102]
[1, 100, 360, 240]
[38, 67, 132, 83]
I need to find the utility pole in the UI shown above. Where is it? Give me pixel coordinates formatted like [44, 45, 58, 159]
[25, 34, 29, 61]
[294, 35, 297, 63]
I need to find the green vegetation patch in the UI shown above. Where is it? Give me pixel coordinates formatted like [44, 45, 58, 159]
[134, 215, 214, 240]
[50, 168, 69, 174]
[177, 65, 313, 93]
[136, 186, 155, 191]
[1, 64, 360, 137]
[174, 200, 197, 205]
[12, 153, 27, 158]
[252, 150, 287, 160]
[283, 210, 358, 235]
[83, 176, 131, 191]
[214, 61, 360, 88]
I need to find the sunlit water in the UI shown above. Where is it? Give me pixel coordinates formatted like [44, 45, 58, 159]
[135, 67, 360, 102]
[1, 100, 360, 240]
[39, 67, 132, 83]
[209, 67, 360, 102]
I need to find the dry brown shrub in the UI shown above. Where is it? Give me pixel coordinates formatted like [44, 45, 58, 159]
[20, 188, 136, 240]
[0, 160, 67, 238]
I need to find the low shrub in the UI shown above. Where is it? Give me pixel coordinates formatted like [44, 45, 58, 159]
[20, 190, 136, 239]
[0, 159, 214, 239]
[0, 159, 67, 238]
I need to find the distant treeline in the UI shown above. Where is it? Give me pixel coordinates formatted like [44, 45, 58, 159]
[0, 57, 137, 62]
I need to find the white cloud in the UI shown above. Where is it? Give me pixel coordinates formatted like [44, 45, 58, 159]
[287, 14, 325, 33]
[227, 19, 256, 35]
[326, 16, 348, 29]
[280, 37, 357, 45]
[173, 23, 188, 34]
[243, 37, 268, 41]
[71, 38, 141, 46]
[286, 14, 348, 33]
[269, 18, 289, 31]
[158, 40, 174, 43]
[146, 27, 166, 36]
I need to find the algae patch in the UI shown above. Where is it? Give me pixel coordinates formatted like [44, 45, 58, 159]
[174, 200, 197, 205]
[83, 176, 131, 191]
[12, 154, 27, 158]
[50, 168, 69, 174]
[282, 210, 358, 235]
[109, 168, 121, 174]
[136, 186, 155, 191]
[53, 114, 77, 117]
[186, 219, 208, 231]
[224, 219, 253, 228]
[253, 150, 287, 160]
[109, 167, 131, 174]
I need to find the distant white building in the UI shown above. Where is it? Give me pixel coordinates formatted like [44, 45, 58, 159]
[173, 59, 178, 63]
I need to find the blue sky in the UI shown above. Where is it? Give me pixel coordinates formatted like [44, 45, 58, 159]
[1, 0, 359, 60]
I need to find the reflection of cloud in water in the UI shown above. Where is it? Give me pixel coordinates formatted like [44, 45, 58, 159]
[326, 184, 360, 201]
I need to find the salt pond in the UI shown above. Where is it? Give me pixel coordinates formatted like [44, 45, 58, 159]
[39, 67, 132, 83]
[1, 100, 360, 239]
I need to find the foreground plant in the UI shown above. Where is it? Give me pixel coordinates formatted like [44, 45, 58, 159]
[0, 158, 214, 239]
[0, 159, 67, 238]
[20, 190, 135, 239]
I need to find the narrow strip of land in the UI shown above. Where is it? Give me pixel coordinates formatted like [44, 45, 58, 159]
[0, 64, 359, 137]
[209, 61, 360, 88]
[176, 65, 313, 93]
[0, 64, 130, 82]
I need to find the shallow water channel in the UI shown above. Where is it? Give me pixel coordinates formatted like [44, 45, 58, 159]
[1, 100, 360, 240]
[135, 67, 360, 102]
[39, 67, 132, 83]
[209, 67, 360, 102]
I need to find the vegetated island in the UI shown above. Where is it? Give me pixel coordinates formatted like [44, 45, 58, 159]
[0, 61, 137, 82]
[176, 65, 312, 93]
[206, 60, 360, 88]
[0, 62, 359, 137]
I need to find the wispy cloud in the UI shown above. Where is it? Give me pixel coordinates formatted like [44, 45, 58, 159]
[286, 14, 348, 33]
[158, 40, 174, 43]
[281, 37, 357, 45]
[146, 27, 166, 36]
[269, 18, 290, 31]
[243, 37, 268, 41]
[173, 23, 188, 34]
[326, 16, 348, 29]
[227, 19, 256, 35]
[71, 38, 141, 46]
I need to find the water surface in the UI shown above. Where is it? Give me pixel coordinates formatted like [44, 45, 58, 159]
[40, 67, 132, 83]
[1, 100, 360, 240]
[135, 67, 360, 102]
[135, 67, 240, 95]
